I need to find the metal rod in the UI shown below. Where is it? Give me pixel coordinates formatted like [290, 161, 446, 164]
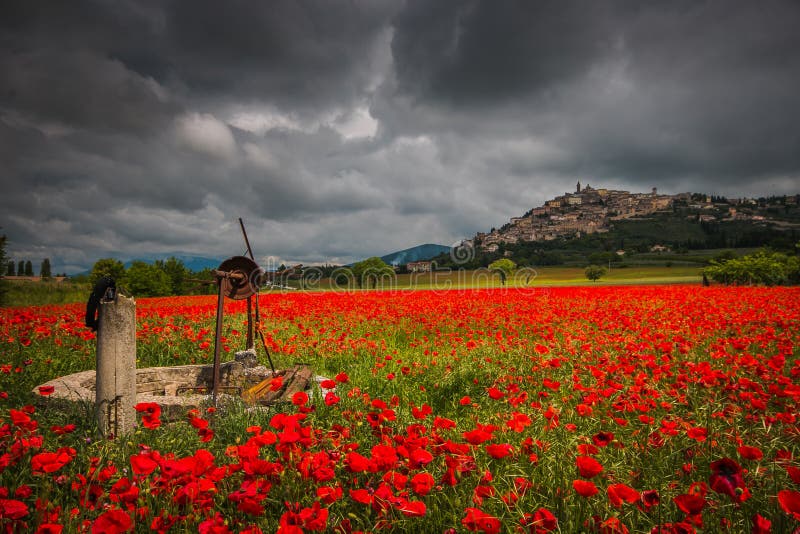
[239, 218, 255, 260]
[246, 296, 254, 350]
[211, 279, 225, 405]
[256, 327, 276, 375]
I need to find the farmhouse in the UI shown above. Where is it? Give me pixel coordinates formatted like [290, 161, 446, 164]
[406, 261, 433, 273]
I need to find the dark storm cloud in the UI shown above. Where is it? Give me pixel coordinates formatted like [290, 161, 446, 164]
[164, 0, 396, 111]
[1, 0, 799, 273]
[391, 0, 613, 104]
[385, 0, 800, 191]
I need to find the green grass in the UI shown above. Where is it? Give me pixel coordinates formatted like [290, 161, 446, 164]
[3, 280, 89, 307]
[292, 265, 702, 292]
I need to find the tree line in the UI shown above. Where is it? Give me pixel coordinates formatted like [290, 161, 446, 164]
[88, 257, 216, 297]
[4, 258, 57, 278]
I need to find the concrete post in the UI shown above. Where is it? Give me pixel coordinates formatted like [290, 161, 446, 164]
[96, 294, 137, 438]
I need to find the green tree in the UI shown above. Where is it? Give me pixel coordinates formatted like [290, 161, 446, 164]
[125, 261, 172, 297]
[155, 257, 188, 295]
[40, 258, 52, 279]
[17, 261, 24, 277]
[24, 261, 33, 276]
[704, 249, 799, 286]
[489, 258, 516, 286]
[351, 257, 394, 289]
[585, 264, 607, 282]
[6, 260, 14, 276]
[90, 258, 126, 285]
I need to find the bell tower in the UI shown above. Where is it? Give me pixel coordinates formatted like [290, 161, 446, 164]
[576, 181, 581, 193]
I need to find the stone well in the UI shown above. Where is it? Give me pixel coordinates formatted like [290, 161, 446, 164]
[35, 350, 278, 420]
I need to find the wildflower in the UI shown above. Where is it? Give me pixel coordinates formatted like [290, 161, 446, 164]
[573, 479, 598, 497]
[461, 507, 501, 534]
[778, 490, 800, 521]
[709, 458, 749, 502]
[92, 509, 133, 534]
[576, 456, 603, 478]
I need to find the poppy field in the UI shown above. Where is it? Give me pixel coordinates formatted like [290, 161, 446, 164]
[1, 285, 799, 533]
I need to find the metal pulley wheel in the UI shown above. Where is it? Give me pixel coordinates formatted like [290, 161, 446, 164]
[217, 256, 259, 300]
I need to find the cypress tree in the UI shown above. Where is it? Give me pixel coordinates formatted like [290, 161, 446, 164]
[24, 261, 33, 276]
[40, 258, 52, 279]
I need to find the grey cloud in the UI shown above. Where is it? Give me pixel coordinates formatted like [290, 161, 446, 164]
[2, 1, 800, 274]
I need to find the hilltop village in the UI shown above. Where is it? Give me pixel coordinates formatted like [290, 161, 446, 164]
[472, 183, 679, 252]
[469, 182, 800, 253]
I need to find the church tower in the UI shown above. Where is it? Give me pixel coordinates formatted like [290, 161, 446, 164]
[576, 181, 581, 193]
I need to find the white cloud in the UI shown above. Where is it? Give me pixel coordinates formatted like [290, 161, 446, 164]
[330, 106, 379, 139]
[175, 112, 237, 160]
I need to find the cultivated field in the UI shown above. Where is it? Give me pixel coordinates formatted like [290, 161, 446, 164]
[0, 285, 798, 532]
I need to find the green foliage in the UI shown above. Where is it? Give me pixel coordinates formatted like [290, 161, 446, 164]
[710, 249, 738, 264]
[351, 257, 394, 288]
[125, 261, 172, 297]
[40, 258, 52, 279]
[155, 256, 189, 295]
[17, 261, 24, 277]
[24, 260, 33, 276]
[6, 261, 14, 276]
[703, 249, 800, 286]
[588, 251, 623, 265]
[89, 258, 126, 286]
[585, 264, 607, 281]
[488, 258, 516, 285]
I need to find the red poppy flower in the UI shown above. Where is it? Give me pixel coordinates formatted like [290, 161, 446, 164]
[410, 472, 435, 496]
[592, 431, 614, 447]
[737, 445, 763, 461]
[38, 385, 55, 396]
[316, 485, 342, 504]
[751, 513, 771, 534]
[92, 509, 133, 534]
[686, 427, 707, 442]
[398, 500, 426, 517]
[573, 479, 598, 497]
[345, 452, 370, 473]
[521, 508, 558, 533]
[134, 402, 161, 430]
[463, 427, 494, 445]
[709, 458, 748, 502]
[506, 412, 532, 432]
[461, 507, 501, 534]
[673, 493, 705, 515]
[778, 490, 800, 521]
[130, 454, 159, 476]
[31, 450, 74, 475]
[786, 465, 800, 484]
[324, 391, 340, 406]
[0, 499, 28, 520]
[607, 483, 639, 508]
[291, 391, 308, 406]
[485, 443, 513, 459]
[641, 489, 660, 511]
[576, 456, 604, 478]
[35, 524, 63, 534]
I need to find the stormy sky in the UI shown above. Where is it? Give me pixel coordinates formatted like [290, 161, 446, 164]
[2, 1, 799, 273]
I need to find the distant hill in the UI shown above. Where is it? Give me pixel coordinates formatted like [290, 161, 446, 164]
[380, 244, 451, 266]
